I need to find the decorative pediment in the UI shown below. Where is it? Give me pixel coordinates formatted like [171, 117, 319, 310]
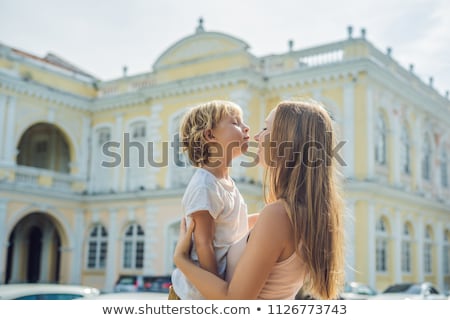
[153, 31, 250, 70]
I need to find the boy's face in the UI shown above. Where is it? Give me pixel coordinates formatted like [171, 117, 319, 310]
[208, 113, 250, 161]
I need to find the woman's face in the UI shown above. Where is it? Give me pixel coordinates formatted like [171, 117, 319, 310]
[254, 108, 276, 167]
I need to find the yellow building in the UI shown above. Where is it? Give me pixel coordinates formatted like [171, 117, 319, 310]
[1, 21, 449, 293]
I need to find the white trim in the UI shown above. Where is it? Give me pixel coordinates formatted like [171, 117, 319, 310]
[0, 73, 92, 111]
[416, 215, 424, 281]
[393, 209, 402, 282]
[367, 201, 376, 288]
[344, 199, 356, 281]
[367, 86, 375, 179]
[144, 206, 157, 274]
[71, 208, 84, 284]
[0, 199, 8, 284]
[114, 114, 123, 192]
[343, 83, 355, 178]
[0, 96, 6, 161]
[4, 96, 16, 165]
[105, 209, 118, 292]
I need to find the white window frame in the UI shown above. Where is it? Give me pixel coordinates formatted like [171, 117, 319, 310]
[122, 223, 145, 269]
[86, 224, 108, 269]
[401, 223, 412, 273]
[424, 226, 433, 274]
[376, 217, 388, 273]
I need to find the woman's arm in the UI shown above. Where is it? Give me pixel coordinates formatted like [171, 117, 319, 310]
[174, 202, 291, 299]
[247, 213, 259, 229]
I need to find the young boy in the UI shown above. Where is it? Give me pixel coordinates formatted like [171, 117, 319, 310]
[170, 100, 250, 299]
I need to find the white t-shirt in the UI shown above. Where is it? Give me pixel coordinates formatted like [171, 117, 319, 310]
[171, 168, 248, 299]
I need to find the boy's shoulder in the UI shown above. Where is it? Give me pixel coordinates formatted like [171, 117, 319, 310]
[189, 168, 217, 184]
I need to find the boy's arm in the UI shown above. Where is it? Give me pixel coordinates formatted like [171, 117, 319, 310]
[248, 213, 259, 229]
[190, 210, 218, 276]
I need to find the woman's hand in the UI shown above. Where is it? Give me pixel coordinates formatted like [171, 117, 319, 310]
[173, 219, 195, 267]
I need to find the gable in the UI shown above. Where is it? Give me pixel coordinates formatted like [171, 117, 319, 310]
[153, 32, 250, 70]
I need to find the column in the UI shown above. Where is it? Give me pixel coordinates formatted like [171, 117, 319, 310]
[343, 83, 355, 178]
[148, 105, 163, 189]
[70, 209, 85, 284]
[38, 226, 55, 282]
[0, 199, 8, 284]
[344, 199, 355, 281]
[114, 114, 123, 192]
[4, 96, 17, 165]
[435, 223, 444, 291]
[367, 201, 376, 288]
[366, 87, 375, 179]
[0, 96, 7, 162]
[414, 116, 423, 192]
[9, 230, 24, 283]
[416, 215, 424, 281]
[143, 205, 157, 274]
[79, 117, 91, 179]
[104, 208, 118, 292]
[393, 209, 402, 282]
[392, 113, 401, 186]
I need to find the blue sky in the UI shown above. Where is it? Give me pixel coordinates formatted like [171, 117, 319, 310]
[1, 0, 449, 95]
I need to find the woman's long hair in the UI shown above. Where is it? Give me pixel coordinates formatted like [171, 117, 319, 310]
[264, 100, 345, 299]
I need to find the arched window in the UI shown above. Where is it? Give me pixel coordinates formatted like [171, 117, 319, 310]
[422, 133, 432, 181]
[424, 226, 433, 274]
[17, 123, 71, 173]
[92, 127, 112, 193]
[400, 124, 411, 175]
[87, 224, 108, 269]
[126, 121, 148, 191]
[444, 230, 450, 275]
[375, 112, 387, 165]
[376, 217, 388, 272]
[441, 148, 448, 188]
[123, 223, 145, 269]
[401, 223, 412, 273]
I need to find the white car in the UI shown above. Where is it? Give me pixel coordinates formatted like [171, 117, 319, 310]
[0, 283, 101, 300]
[369, 282, 447, 300]
[77, 291, 168, 300]
[340, 282, 378, 300]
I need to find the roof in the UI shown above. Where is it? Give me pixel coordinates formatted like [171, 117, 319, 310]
[2, 43, 97, 79]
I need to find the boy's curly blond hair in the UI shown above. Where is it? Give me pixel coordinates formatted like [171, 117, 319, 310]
[179, 100, 242, 166]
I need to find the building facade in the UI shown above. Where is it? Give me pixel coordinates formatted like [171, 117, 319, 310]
[1, 22, 449, 293]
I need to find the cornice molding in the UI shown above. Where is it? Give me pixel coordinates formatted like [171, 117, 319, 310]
[265, 60, 364, 91]
[93, 68, 265, 111]
[0, 72, 93, 111]
[344, 179, 450, 212]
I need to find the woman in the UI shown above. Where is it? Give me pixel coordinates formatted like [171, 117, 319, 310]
[174, 99, 345, 300]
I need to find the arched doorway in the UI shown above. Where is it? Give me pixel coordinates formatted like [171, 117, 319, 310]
[5, 212, 62, 284]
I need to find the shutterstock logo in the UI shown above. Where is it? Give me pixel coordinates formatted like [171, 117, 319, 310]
[100, 133, 346, 168]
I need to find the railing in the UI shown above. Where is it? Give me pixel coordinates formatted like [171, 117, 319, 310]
[261, 38, 445, 100]
[5, 165, 86, 194]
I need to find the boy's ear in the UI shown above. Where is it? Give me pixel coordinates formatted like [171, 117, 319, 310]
[203, 129, 215, 141]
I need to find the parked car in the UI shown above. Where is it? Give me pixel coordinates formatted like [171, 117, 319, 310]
[340, 282, 378, 300]
[369, 282, 447, 300]
[77, 291, 168, 300]
[0, 283, 101, 300]
[113, 275, 171, 293]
